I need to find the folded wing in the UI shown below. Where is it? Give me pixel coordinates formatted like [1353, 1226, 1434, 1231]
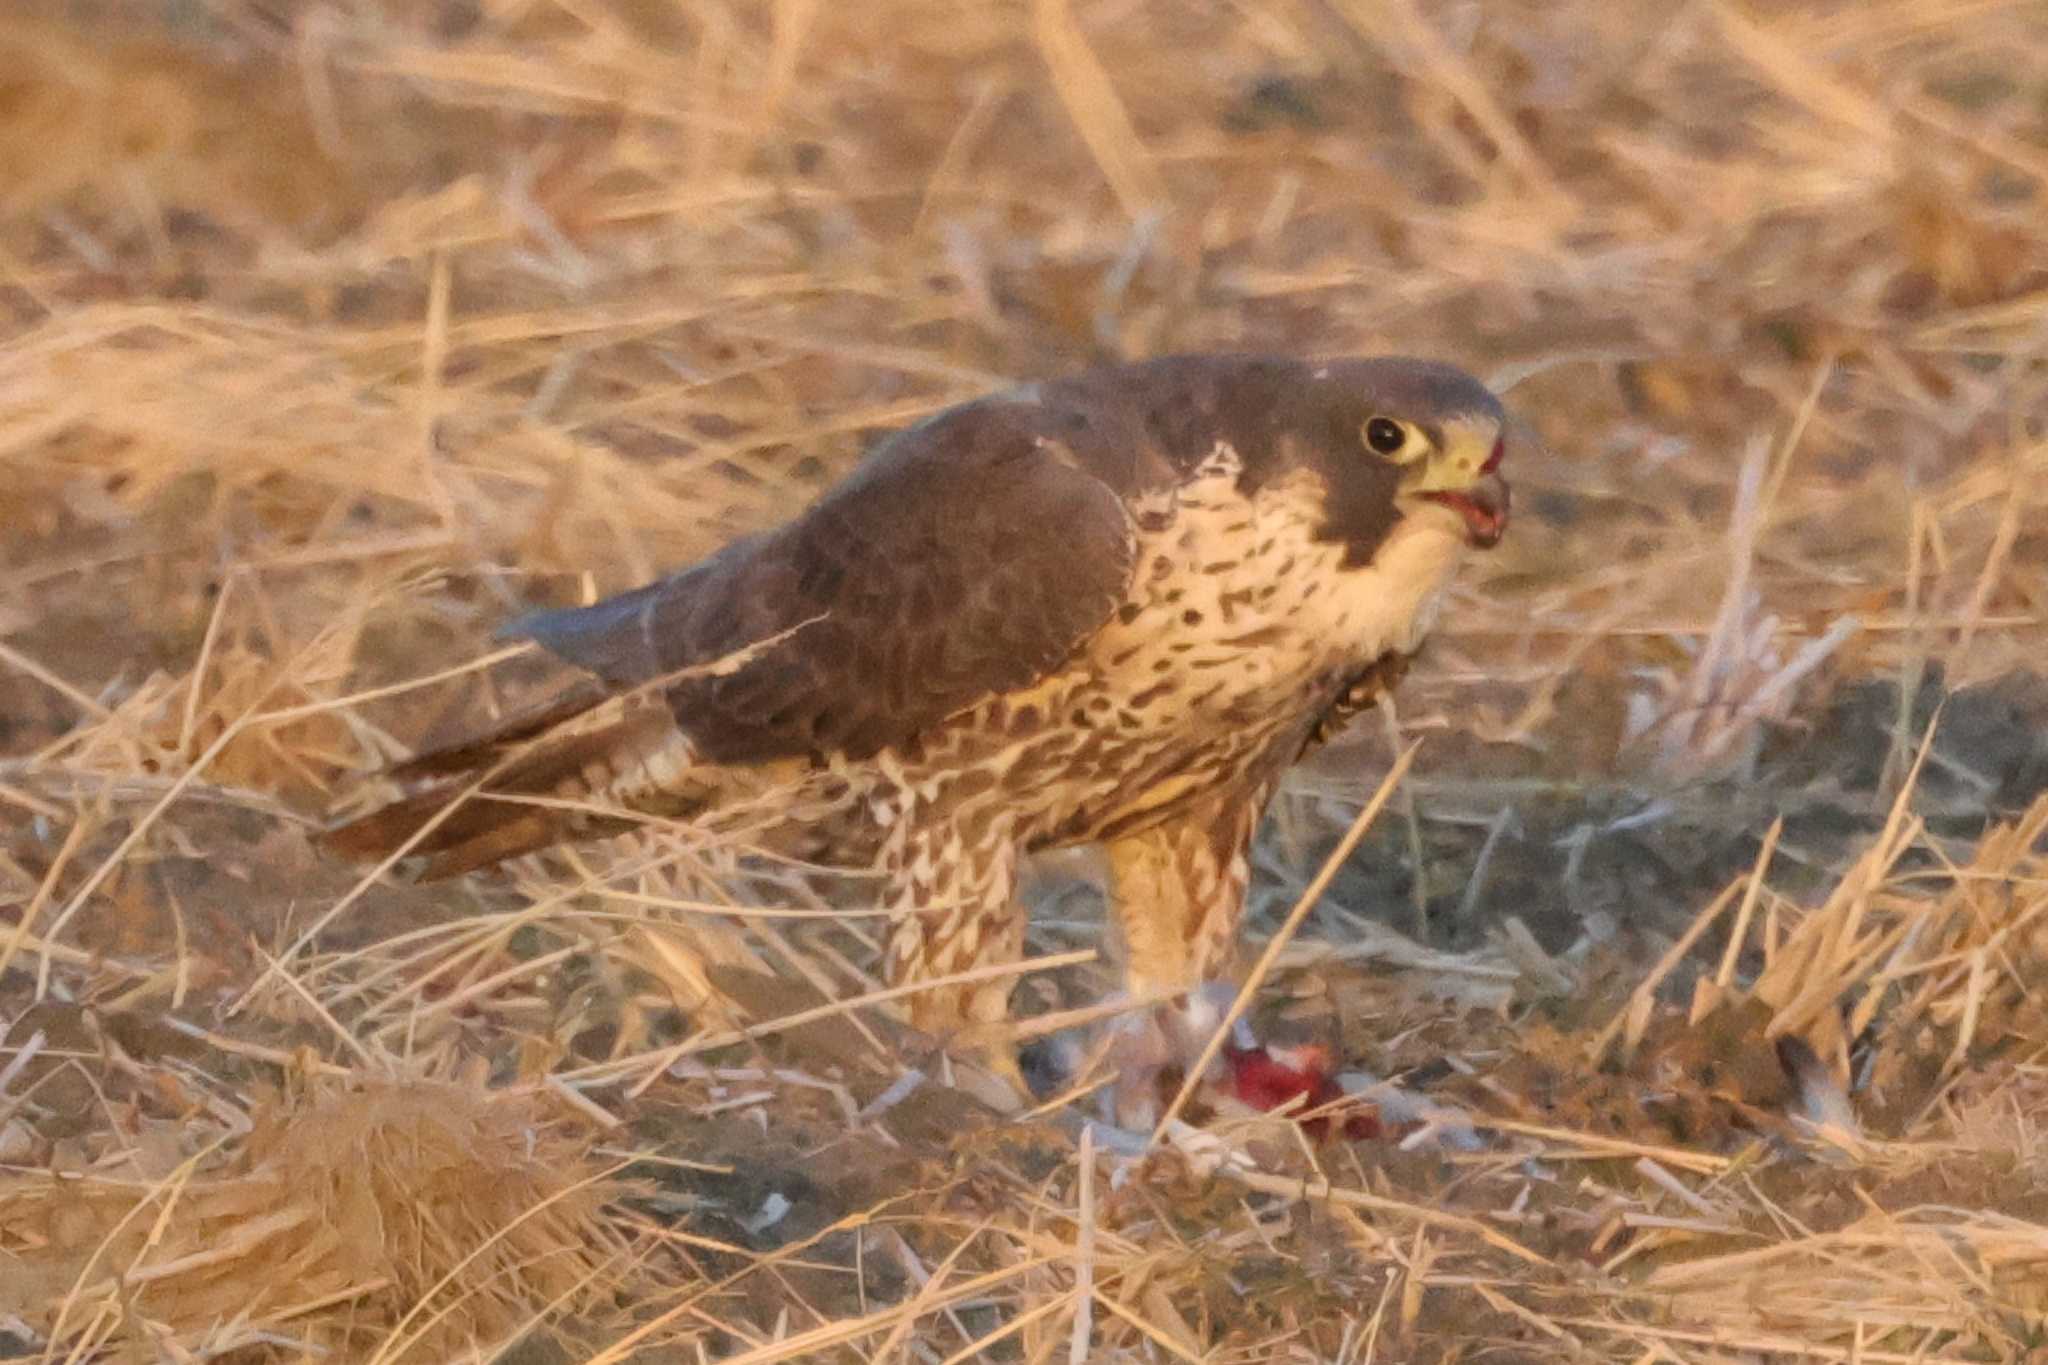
[323, 395, 1139, 874]
[508, 395, 1140, 764]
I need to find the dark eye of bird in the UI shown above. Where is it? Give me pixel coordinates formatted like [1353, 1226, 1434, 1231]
[1364, 417, 1407, 455]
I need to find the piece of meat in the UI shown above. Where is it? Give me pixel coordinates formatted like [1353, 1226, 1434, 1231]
[1220, 1040, 1380, 1141]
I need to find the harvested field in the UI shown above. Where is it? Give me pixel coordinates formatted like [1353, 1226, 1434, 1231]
[1, 1, 2046, 1360]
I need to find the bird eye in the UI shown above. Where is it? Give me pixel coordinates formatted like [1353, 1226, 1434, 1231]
[1363, 416, 1410, 457]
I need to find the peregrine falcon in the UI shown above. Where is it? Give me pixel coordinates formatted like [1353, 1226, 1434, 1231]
[324, 353, 1513, 1108]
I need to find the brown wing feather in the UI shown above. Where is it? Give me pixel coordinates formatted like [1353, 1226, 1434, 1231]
[506, 394, 1140, 764]
[381, 679, 615, 782]
[319, 703, 673, 878]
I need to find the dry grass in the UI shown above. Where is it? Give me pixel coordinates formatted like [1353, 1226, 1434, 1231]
[0, 1070, 626, 1359]
[1, 0, 2047, 1359]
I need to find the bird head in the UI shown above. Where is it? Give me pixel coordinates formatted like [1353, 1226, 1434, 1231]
[1335, 359, 1512, 551]
[1287, 357, 1514, 567]
[1369, 409, 1510, 549]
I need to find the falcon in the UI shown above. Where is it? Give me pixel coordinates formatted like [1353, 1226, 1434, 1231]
[324, 354, 1513, 1112]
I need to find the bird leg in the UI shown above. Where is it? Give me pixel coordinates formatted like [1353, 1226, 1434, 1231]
[1095, 794, 1261, 1129]
[877, 807, 1030, 1110]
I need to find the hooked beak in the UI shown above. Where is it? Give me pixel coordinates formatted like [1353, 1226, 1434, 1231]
[1422, 472, 1509, 548]
[1420, 437, 1510, 549]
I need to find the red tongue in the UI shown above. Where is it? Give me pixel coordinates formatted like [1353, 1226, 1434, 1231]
[1425, 486, 1508, 548]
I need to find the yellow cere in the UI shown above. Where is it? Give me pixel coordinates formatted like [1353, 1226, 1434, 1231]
[1405, 415, 1503, 492]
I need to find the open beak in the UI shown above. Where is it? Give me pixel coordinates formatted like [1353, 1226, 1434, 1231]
[1423, 470, 1509, 548]
[1422, 433, 1510, 549]
[1412, 434, 1511, 548]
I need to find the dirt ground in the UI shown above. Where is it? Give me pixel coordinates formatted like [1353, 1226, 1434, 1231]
[1, 1, 2046, 1361]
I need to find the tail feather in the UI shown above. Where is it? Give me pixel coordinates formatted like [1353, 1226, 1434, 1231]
[319, 701, 686, 880]
[384, 681, 613, 782]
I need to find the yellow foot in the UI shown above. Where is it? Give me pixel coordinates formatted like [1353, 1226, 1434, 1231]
[900, 1018, 1033, 1115]
[945, 1041, 1032, 1115]
[1040, 986, 1240, 1130]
